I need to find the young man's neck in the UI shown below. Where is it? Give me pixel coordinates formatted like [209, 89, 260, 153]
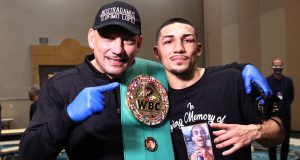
[166, 67, 205, 90]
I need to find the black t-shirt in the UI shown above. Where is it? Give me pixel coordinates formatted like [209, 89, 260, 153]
[168, 68, 259, 160]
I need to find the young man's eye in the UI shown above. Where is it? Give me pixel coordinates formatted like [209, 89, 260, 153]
[184, 39, 195, 43]
[162, 40, 172, 45]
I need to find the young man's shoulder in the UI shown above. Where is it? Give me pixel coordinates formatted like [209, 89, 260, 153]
[205, 67, 241, 78]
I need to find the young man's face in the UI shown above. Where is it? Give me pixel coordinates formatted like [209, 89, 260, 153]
[154, 22, 201, 76]
[88, 26, 142, 79]
[191, 125, 207, 147]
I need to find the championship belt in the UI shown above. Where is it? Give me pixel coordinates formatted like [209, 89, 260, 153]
[120, 58, 175, 160]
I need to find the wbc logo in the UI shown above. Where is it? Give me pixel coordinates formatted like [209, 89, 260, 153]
[127, 75, 169, 126]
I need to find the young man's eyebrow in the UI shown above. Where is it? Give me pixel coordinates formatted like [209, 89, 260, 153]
[161, 35, 174, 39]
[162, 34, 194, 39]
[182, 34, 194, 38]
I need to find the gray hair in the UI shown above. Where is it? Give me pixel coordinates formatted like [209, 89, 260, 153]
[28, 84, 40, 96]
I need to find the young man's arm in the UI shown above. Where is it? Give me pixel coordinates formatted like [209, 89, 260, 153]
[210, 116, 284, 156]
[210, 84, 284, 156]
[210, 63, 272, 104]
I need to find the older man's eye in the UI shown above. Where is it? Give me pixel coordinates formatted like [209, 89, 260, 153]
[123, 37, 136, 45]
[104, 36, 114, 40]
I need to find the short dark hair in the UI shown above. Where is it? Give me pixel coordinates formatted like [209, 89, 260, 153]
[155, 17, 197, 42]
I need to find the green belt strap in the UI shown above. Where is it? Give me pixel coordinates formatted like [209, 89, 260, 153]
[120, 58, 175, 160]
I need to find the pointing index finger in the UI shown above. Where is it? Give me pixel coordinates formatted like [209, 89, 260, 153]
[95, 82, 120, 92]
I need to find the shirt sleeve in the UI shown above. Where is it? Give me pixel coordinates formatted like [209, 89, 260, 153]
[209, 62, 248, 72]
[237, 74, 265, 124]
[19, 80, 76, 159]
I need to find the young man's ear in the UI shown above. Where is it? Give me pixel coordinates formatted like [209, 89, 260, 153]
[153, 46, 161, 60]
[88, 28, 96, 49]
[196, 43, 203, 56]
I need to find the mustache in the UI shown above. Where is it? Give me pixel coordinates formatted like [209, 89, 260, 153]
[170, 55, 189, 60]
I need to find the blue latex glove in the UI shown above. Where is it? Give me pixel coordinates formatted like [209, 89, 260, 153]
[242, 64, 272, 105]
[67, 82, 120, 122]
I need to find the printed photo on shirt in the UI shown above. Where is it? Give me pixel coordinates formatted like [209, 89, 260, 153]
[182, 123, 214, 160]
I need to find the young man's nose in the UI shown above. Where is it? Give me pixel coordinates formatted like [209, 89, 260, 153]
[174, 41, 185, 53]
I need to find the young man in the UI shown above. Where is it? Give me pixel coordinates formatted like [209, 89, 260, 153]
[153, 18, 284, 160]
[267, 58, 294, 160]
[19, 2, 271, 159]
[190, 124, 214, 160]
